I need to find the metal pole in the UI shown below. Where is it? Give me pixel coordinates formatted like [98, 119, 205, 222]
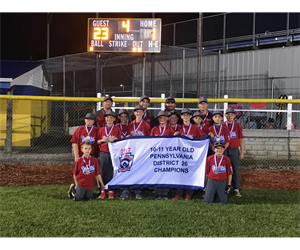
[252, 13, 256, 47]
[95, 13, 100, 97]
[287, 96, 292, 130]
[182, 48, 185, 109]
[63, 57, 66, 133]
[218, 50, 221, 108]
[47, 13, 52, 59]
[197, 13, 203, 97]
[5, 90, 12, 153]
[142, 54, 146, 96]
[151, 13, 155, 97]
[223, 13, 226, 50]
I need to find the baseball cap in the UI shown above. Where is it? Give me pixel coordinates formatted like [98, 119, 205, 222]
[225, 107, 235, 114]
[168, 111, 180, 118]
[193, 111, 203, 119]
[181, 108, 192, 115]
[118, 109, 129, 116]
[212, 110, 223, 117]
[140, 95, 150, 102]
[166, 96, 176, 103]
[198, 97, 208, 103]
[103, 96, 113, 102]
[104, 110, 116, 118]
[156, 110, 169, 118]
[85, 113, 96, 121]
[214, 141, 225, 148]
[134, 104, 145, 111]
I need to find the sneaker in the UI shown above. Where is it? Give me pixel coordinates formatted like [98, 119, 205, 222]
[173, 195, 180, 200]
[98, 190, 106, 199]
[114, 190, 120, 198]
[108, 191, 114, 199]
[135, 193, 142, 200]
[161, 195, 168, 200]
[119, 191, 129, 200]
[68, 184, 75, 198]
[234, 189, 242, 197]
[185, 195, 192, 201]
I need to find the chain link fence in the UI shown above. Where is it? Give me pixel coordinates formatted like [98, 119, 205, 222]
[1, 96, 299, 170]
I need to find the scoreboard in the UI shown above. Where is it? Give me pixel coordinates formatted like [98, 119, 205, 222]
[87, 18, 162, 53]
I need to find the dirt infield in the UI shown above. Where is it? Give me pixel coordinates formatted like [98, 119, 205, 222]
[0, 163, 299, 190]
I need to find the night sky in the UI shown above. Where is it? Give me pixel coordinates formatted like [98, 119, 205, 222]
[1, 11, 298, 61]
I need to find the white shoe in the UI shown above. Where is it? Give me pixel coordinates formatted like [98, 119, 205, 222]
[234, 189, 242, 197]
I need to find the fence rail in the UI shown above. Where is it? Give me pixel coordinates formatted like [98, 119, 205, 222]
[0, 95, 299, 170]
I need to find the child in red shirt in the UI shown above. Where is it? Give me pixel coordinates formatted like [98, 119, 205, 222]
[208, 110, 231, 152]
[116, 109, 129, 139]
[168, 111, 182, 133]
[173, 108, 202, 201]
[223, 107, 245, 197]
[97, 110, 122, 199]
[68, 142, 104, 201]
[150, 110, 175, 199]
[70, 113, 99, 162]
[192, 111, 207, 138]
[204, 142, 233, 204]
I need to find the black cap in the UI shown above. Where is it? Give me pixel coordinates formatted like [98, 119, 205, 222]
[166, 96, 176, 103]
[104, 110, 116, 118]
[213, 110, 223, 117]
[168, 111, 180, 118]
[225, 107, 235, 114]
[140, 95, 150, 102]
[134, 104, 145, 111]
[85, 113, 96, 121]
[118, 109, 129, 116]
[103, 96, 113, 102]
[198, 97, 208, 103]
[214, 142, 225, 148]
[181, 108, 192, 115]
[193, 111, 203, 118]
[156, 110, 169, 118]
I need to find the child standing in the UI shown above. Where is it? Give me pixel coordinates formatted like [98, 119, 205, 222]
[120, 104, 151, 200]
[168, 111, 182, 133]
[150, 110, 175, 199]
[208, 110, 231, 152]
[68, 142, 104, 201]
[204, 142, 233, 204]
[97, 110, 122, 199]
[116, 108, 129, 139]
[192, 111, 207, 138]
[70, 113, 99, 162]
[223, 107, 244, 197]
[173, 108, 202, 201]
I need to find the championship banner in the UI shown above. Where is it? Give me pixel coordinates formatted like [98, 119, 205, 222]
[107, 135, 210, 190]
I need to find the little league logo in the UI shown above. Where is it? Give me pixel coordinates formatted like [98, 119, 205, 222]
[119, 152, 134, 172]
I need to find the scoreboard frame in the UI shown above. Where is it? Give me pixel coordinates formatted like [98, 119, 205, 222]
[87, 18, 162, 53]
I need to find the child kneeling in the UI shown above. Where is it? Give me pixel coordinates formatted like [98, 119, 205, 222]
[68, 142, 104, 201]
[204, 142, 233, 204]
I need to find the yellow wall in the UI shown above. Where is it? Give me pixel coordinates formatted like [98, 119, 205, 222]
[0, 99, 50, 147]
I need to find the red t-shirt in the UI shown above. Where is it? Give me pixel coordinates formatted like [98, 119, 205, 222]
[127, 120, 151, 136]
[73, 156, 101, 190]
[169, 124, 182, 133]
[178, 124, 202, 139]
[116, 123, 129, 139]
[222, 121, 244, 148]
[70, 125, 99, 156]
[150, 125, 174, 136]
[201, 111, 213, 135]
[208, 124, 231, 146]
[98, 125, 122, 153]
[95, 109, 119, 128]
[206, 154, 233, 181]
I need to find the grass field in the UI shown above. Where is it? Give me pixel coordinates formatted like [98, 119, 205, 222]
[0, 185, 299, 238]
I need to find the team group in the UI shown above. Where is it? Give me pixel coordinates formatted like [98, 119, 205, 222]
[68, 95, 245, 204]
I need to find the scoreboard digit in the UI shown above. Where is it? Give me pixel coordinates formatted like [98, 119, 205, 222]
[87, 18, 161, 53]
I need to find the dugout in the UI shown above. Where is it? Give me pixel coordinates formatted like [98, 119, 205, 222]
[0, 60, 51, 147]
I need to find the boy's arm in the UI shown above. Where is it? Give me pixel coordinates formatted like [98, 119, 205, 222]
[96, 175, 105, 189]
[227, 174, 232, 186]
[239, 138, 245, 159]
[97, 138, 109, 144]
[224, 142, 229, 150]
[72, 143, 79, 162]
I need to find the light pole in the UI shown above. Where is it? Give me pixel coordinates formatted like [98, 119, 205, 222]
[120, 84, 124, 92]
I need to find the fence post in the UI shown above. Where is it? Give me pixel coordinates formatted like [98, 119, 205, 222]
[287, 95, 292, 130]
[97, 93, 101, 111]
[112, 96, 116, 112]
[161, 93, 165, 111]
[223, 95, 228, 122]
[5, 91, 12, 153]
